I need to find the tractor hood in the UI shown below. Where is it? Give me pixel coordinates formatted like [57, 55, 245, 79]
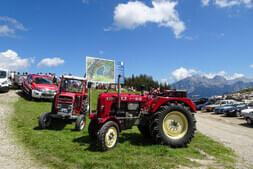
[57, 92, 76, 102]
[99, 93, 146, 102]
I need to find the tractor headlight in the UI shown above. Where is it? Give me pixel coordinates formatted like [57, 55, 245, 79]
[100, 105, 105, 111]
[57, 103, 62, 109]
[68, 104, 73, 110]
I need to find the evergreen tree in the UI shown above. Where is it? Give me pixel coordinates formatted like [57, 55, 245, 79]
[124, 74, 170, 91]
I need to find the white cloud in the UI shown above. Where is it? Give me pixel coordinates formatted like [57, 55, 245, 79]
[170, 67, 245, 82]
[203, 71, 226, 79]
[0, 25, 15, 37]
[0, 49, 34, 70]
[99, 50, 104, 55]
[160, 78, 168, 84]
[82, 0, 89, 4]
[204, 71, 244, 80]
[111, 0, 185, 38]
[203, 0, 253, 8]
[37, 57, 64, 67]
[250, 64, 253, 68]
[0, 16, 27, 37]
[202, 0, 211, 6]
[172, 67, 197, 81]
[215, 0, 240, 7]
[227, 73, 244, 80]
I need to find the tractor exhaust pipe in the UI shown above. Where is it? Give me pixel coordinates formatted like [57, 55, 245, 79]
[88, 82, 92, 116]
[117, 75, 121, 110]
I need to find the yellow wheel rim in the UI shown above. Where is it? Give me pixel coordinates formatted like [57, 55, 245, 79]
[162, 111, 188, 140]
[105, 126, 117, 148]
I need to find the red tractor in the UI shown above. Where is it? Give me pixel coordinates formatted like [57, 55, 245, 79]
[88, 88, 196, 151]
[38, 75, 89, 131]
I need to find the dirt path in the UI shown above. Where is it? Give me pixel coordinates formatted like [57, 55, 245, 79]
[0, 90, 48, 169]
[196, 112, 253, 169]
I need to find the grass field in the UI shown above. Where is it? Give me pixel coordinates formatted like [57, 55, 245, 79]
[9, 90, 236, 169]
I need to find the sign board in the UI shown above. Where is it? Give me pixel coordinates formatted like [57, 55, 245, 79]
[86, 56, 115, 83]
[115, 61, 124, 84]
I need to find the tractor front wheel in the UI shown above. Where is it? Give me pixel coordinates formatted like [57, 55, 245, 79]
[38, 112, 52, 129]
[75, 114, 86, 131]
[150, 103, 196, 147]
[97, 121, 119, 151]
[88, 120, 99, 139]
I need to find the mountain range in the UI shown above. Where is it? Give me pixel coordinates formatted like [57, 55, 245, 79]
[171, 75, 253, 98]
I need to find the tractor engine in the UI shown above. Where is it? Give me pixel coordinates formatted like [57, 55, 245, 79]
[113, 102, 141, 129]
[96, 93, 146, 130]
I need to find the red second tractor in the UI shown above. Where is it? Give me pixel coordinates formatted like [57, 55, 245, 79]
[38, 75, 89, 131]
[88, 88, 197, 151]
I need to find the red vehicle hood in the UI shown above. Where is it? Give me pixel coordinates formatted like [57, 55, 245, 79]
[34, 84, 57, 90]
[59, 92, 76, 98]
[57, 92, 76, 102]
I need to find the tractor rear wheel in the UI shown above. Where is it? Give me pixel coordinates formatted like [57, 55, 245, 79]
[97, 121, 119, 151]
[75, 114, 86, 131]
[88, 120, 99, 139]
[150, 103, 196, 147]
[38, 112, 52, 129]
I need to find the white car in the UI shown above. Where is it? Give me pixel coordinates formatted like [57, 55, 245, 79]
[0, 68, 9, 92]
[241, 107, 253, 125]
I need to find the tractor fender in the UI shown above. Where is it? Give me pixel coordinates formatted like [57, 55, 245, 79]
[151, 97, 196, 113]
[99, 116, 122, 132]
[89, 112, 97, 119]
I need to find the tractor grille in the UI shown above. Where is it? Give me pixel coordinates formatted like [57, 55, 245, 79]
[60, 103, 72, 109]
[58, 96, 72, 102]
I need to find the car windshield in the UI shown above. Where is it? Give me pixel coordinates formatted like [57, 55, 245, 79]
[0, 71, 7, 79]
[34, 77, 53, 85]
[215, 100, 221, 104]
[236, 104, 245, 108]
[61, 79, 83, 93]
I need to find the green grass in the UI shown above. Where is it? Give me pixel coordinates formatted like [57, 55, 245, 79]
[9, 90, 236, 169]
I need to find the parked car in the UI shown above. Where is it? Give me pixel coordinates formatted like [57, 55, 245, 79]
[197, 100, 214, 111]
[14, 73, 27, 88]
[193, 98, 208, 105]
[242, 111, 253, 125]
[22, 74, 57, 100]
[241, 106, 253, 117]
[0, 68, 9, 92]
[219, 104, 247, 116]
[203, 100, 237, 112]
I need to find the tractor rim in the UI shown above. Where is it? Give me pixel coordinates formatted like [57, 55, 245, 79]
[43, 114, 51, 126]
[80, 120, 85, 130]
[163, 111, 188, 140]
[105, 126, 117, 148]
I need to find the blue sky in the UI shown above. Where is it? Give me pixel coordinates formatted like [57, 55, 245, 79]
[0, 0, 253, 83]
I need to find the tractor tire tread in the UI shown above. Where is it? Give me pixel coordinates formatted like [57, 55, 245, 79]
[97, 121, 119, 151]
[150, 103, 196, 147]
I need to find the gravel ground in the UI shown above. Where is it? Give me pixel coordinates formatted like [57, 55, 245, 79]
[0, 90, 49, 169]
[196, 111, 253, 169]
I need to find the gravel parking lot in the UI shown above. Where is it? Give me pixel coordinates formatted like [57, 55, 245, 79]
[196, 111, 253, 169]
